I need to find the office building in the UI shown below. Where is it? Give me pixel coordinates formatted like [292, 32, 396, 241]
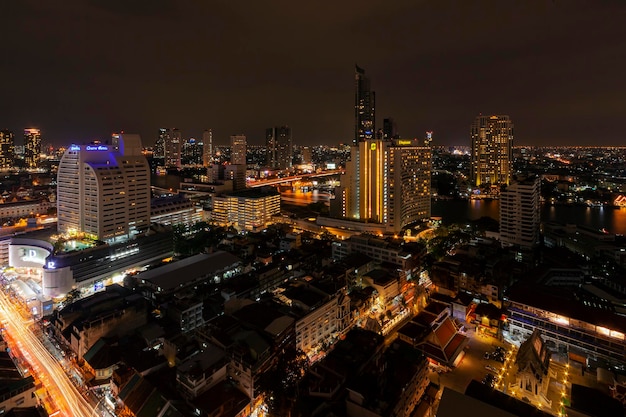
[211, 188, 280, 232]
[230, 134, 247, 165]
[56, 133, 150, 242]
[24, 128, 41, 169]
[182, 137, 203, 166]
[202, 129, 212, 167]
[341, 138, 431, 233]
[0, 129, 14, 168]
[301, 146, 312, 165]
[163, 128, 182, 169]
[382, 118, 397, 140]
[354, 65, 375, 145]
[154, 128, 166, 160]
[265, 126, 292, 170]
[500, 176, 540, 248]
[470, 115, 513, 187]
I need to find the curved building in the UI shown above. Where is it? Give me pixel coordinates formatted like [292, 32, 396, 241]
[57, 134, 150, 242]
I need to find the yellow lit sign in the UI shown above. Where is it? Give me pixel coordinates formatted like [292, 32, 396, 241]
[370, 143, 376, 150]
[397, 140, 412, 146]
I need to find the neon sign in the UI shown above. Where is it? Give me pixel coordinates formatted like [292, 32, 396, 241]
[85, 145, 109, 151]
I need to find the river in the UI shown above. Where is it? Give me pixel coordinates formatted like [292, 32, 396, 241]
[431, 199, 626, 235]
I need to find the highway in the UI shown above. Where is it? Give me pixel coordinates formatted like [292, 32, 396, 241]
[0, 290, 97, 417]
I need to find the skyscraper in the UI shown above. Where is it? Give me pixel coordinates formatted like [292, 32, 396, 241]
[0, 130, 15, 169]
[164, 128, 182, 169]
[266, 126, 292, 170]
[57, 134, 150, 242]
[24, 128, 41, 169]
[354, 65, 375, 146]
[470, 115, 513, 187]
[202, 129, 212, 167]
[182, 138, 203, 166]
[154, 128, 166, 160]
[230, 134, 247, 165]
[341, 138, 431, 232]
[382, 118, 397, 140]
[500, 176, 541, 249]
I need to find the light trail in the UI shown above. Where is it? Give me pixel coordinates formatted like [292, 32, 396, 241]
[0, 291, 97, 417]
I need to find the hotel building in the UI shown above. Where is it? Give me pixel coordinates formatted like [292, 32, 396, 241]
[23, 128, 41, 169]
[470, 115, 513, 187]
[56, 134, 150, 242]
[340, 138, 431, 233]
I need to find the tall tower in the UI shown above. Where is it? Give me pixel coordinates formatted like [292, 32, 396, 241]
[354, 65, 375, 146]
[202, 129, 213, 167]
[164, 128, 182, 169]
[0, 130, 15, 169]
[470, 115, 513, 187]
[24, 128, 41, 169]
[500, 176, 540, 249]
[230, 134, 247, 165]
[154, 128, 166, 160]
[57, 134, 150, 242]
[266, 126, 292, 170]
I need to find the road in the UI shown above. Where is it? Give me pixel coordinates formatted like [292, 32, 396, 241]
[0, 290, 97, 417]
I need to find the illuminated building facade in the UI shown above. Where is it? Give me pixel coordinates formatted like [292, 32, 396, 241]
[0, 129, 15, 168]
[500, 176, 540, 248]
[470, 115, 513, 187]
[164, 128, 182, 169]
[57, 134, 150, 241]
[182, 137, 203, 166]
[211, 188, 280, 232]
[354, 65, 375, 146]
[23, 128, 41, 169]
[507, 284, 626, 364]
[342, 139, 431, 233]
[202, 129, 212, 167]
[230, 134, 247, 165]
[154, 128, 166, 160]
[266, 126, 292, 170]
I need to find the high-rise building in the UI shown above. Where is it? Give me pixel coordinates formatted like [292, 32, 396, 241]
[0, 130, 15, 169]
[470, 115, 513, 187]
[230, 134, 247, 165]
[154, 128, 166, 160]
[301, 146, 312, 165]
[499, 176, 540, 249]
[182, 138, 203, 166]
[382, 118, 397, 140]
[57, 134, 150, 242]
[24, 128, 41, 169]
[354, 65, 375, 146]
[164, 128, 182, 169]
[341, 138, 431, 232]
[202, 129, 212, 167]
[266, 126, 292, 170]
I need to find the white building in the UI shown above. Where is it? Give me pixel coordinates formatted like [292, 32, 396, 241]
[56, 134, 150, 242]
[499, 176, 540, 248]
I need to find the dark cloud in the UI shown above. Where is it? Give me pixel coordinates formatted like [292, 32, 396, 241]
[1, 1, 625, 147]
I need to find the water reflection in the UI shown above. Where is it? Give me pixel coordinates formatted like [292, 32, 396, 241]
[432, 200, 626, 235]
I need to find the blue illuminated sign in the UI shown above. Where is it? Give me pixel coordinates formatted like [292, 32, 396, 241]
[85, 145, 109, 151]
[69, 145, 81, 151]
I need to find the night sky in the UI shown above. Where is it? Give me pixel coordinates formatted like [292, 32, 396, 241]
[2, 1, 626, 147]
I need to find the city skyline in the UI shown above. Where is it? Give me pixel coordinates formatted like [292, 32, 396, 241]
[2, 2, 626, 147]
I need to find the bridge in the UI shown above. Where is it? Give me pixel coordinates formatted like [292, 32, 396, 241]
[247, 170, 343, 188]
